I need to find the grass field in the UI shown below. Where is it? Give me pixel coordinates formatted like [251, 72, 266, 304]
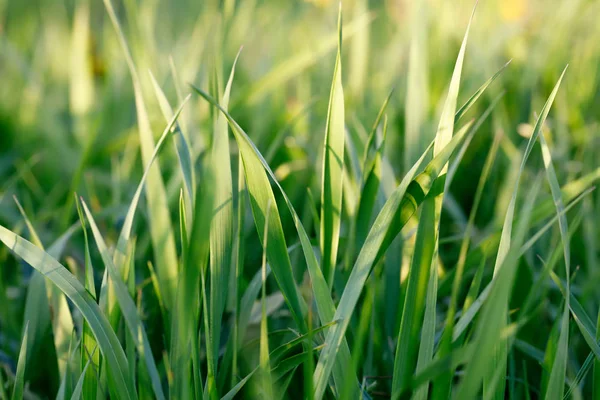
[1, 0, 600, 398]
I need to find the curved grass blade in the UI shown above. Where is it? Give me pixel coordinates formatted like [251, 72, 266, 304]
[0, 227, 137, 400]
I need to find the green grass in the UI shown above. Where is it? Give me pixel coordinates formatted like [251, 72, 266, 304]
[1, 0, 600, 399]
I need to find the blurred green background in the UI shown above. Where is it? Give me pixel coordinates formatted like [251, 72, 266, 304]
[1, 0, 599, 397]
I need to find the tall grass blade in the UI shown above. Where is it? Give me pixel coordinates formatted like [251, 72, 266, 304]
[11, 322, 28, 400]
[320, 5, 345, 288]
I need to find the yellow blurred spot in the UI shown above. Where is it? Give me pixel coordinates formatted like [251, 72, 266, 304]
[305, 0, 333, 8]
[500, 0, 527, 21]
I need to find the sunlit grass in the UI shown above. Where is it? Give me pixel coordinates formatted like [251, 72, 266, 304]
[0, 0, 599, 399]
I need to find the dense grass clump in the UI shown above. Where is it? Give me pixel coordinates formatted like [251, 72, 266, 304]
[1, 0, 600, 399]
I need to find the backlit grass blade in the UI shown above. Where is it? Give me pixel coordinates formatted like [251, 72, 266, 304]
[454, 60, 511, 122]
[149, 71, 195, 215]
[320, 5, 345, 288]
[103, 0, 179, 309]
[0, 227, 137, 400]
[405, 6, 475, 396]
[539, 115, 571, 400]
[11, 322, 28, 400]
[207, 50, 240, 388]
[81, 200, 165, 400]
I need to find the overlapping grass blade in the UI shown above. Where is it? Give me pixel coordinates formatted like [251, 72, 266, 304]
[191, 87, 308, 335]
[0, 226, 137, 399]
[192, 85, 359, 397]
[102, 0, 179, 309]
[313, 118, 473, 400]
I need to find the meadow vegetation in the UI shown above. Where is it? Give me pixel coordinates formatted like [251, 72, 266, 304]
[0, 0, 599, 398]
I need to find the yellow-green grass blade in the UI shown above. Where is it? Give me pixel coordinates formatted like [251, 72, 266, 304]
[11, 322, 28, 400]
[0, 227, 137, 400]
[191, 86, 308, 334]
[191, 85, 357, 397]
[149, 71, 195, 218]
[313, 119, 473, 400]
[102, 0, 179, 310]
[260, 201, 274, 400]
[320, 5, 345, 288]
[207, 50, 240, 388]
[408, 6, 475, 396]
[81, 200, 165, 400]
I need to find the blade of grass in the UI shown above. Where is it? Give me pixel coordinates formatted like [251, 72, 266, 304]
[11, 322, 28, 400]
[260, 201, 274, 400]
[81, 200, 165, 400]
[320, 5, 345, 288]
[207, 50, 241, 393]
